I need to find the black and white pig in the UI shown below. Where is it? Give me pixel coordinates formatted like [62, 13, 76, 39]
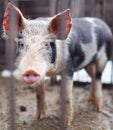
[3, 3, 113, 125]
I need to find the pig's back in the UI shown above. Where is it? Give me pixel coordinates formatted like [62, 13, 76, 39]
[69, 18, 112, 48]
[67, 17, 113, 70]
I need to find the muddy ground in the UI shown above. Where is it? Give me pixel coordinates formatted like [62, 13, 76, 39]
[0, 77, 113, 130]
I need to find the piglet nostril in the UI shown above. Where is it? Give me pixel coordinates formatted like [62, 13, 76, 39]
[33, 74, 38, 77]
[22, 70, 40, 84]
[25, 74, 30, 77]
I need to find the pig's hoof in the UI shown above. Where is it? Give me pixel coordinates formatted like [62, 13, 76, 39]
[63, 114, 73, 126]
[94, 100, 102, 112]
[61, 118, 72, 127]
[36, 112, 46, 119]
[65, 119, 71, 126]
[88, 96, 102, 111]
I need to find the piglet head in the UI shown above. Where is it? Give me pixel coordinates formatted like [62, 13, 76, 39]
[3, 3, 72, 84]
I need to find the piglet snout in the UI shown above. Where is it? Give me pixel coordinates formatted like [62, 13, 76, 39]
[22, 70, 40, 84]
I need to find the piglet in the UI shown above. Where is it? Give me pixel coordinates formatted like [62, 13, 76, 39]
[3, 3, 113, 126]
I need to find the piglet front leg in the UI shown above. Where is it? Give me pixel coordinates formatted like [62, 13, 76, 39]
[60, 75, 74, 126]
[36, 81, 47, 119]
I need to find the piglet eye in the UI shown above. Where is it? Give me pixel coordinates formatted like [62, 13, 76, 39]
[45, 43, 49, 47]
[18, 41, 24, 49]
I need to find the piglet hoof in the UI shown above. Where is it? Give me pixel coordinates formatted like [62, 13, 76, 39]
[63, 113, 74, 126]
[61, 118, 72, 127]
[94, 100, 102, 112]
[36, 111, 46, 119]
[88, 96, 102, 111]
[65, 119, 72, 126]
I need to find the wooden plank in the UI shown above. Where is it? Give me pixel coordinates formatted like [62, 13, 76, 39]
[84, 0, 96, 17]
[49, 0, 57, 16]
[56, 0, 70, 12]
[18, 0, 50, 18]
[71, 0, 85, 18]
[103, 0, 113, 32]
[95, 0, 103, 18]
[18, 0, 49, 7]
[13, 8, 49, 15]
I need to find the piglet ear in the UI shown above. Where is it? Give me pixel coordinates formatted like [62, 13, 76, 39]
[3, 2, 24, 36]
[48, 9, 72, 40]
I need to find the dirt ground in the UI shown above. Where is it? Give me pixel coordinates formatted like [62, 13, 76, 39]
[0, 77, 113, 130]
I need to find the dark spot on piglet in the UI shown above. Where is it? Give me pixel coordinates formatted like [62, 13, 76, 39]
[20, 105, 27, 112]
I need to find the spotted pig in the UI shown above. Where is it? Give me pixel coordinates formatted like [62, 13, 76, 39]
[3, 3, 113, 125]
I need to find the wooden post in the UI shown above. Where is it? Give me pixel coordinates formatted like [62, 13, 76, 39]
[57, 0, 70, 12]
[49, 0, 57, 16]
[84, 0, 96, 17]
[71, 0, 85, 18]
[95, 0, 103, 18]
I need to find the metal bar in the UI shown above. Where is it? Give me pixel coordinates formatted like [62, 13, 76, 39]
[58, 1, 70, 129]
[5, 1, 18, 130]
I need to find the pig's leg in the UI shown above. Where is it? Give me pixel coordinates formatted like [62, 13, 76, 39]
[36, 81, 47, 119]
[85, 63, 102, 111]
[85, 59, 107, 111]
[60, 75, 74, 126]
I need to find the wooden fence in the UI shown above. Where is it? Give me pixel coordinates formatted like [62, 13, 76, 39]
[51, 0, 113, 32]
[0, 0, 113, 70]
